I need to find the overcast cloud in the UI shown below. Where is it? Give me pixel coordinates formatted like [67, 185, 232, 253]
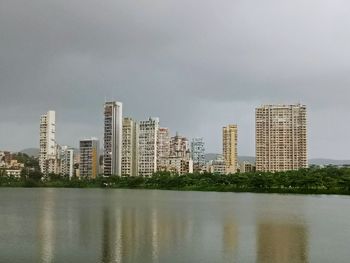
[1, 0, 350, 158]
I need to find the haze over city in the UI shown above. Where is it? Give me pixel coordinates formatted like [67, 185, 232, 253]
[1, 0, 350, 159]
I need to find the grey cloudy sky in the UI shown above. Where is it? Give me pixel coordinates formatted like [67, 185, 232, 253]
[1, 0, 350, 159]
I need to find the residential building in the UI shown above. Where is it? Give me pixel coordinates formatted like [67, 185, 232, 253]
[104, 101, 123, 176]
[223, 124, 238, 174]
[60, 146, 74, 178]
[158, 132, 193, 174]
[138, 117, 159, 176]
[239, 161, 256, 173]
[121, 117, 139, 176]
[256, 104, 307, 172]
[157, 127, 170, 170]
[39, 110, 57, 174]
[191, 137, 206, 172]
[80, 138, 99, 178]
[207, 155, 226, 175]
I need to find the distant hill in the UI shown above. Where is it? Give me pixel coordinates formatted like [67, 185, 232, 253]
[20, 148, 39, 157]
[309, 159, 350, 166]
[205, 153, 350, 166]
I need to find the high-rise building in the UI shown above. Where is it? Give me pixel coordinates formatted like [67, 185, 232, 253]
[39, 110, 57, 175]
[79, 138, 99, 178]
[191, 138, 206, 171]
[104, 101, 123, 176]
[223, 124, 238, 174]
[256, 104, 307, 172]
[157, 127, 170, 170]
[121, 117, 139, 176]
[158, 132, 193, 174]
[169, 132, 190, 159]
[59, 146, 74, 178]
[138, 117, 159, 176]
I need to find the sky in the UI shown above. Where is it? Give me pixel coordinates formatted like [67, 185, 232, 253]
[1, 0, 350, 159]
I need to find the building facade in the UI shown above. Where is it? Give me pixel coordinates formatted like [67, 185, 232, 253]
[191, 137, 206, 172]
[255, 104, 307, 172]
[39, 110, 57, 175]
[121, 117, 139, 176]
[59, 146, 74, 178]
[80, 138, 99, 178]
[157, 127, 170, 170]
[138, 117, 159, 176]
[104, 101, 123, 176]
[223, 124, 238, 174]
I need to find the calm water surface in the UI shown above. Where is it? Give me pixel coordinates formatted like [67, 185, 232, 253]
[0, 188, 349, 263]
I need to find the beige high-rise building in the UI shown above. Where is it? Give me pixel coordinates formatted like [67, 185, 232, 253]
[121, 117, 139, 176]
[157, 127, 170, 170]
[223, 125, 238, 174]
[79, 138, 99, 178]
[255, 104, 307, 172]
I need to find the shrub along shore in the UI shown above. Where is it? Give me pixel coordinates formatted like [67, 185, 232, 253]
[2, 167, 350, 195]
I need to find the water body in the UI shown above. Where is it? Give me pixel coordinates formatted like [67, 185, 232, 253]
[0, 189, 349, 263]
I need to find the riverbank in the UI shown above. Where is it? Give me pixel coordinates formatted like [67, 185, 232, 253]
[2, 167, 350, 195]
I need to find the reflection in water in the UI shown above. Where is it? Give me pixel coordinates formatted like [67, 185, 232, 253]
[257, 223, 308, 263]
[97, 205, 191, 263]
[223, 218, 238, 255]
[38, 190, 56, 263]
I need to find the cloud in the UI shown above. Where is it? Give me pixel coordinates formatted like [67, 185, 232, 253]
[0, 0, 350, 158]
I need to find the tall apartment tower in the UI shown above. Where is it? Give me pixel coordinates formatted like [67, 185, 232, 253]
[191, 138, 206, 171]
[138, 117, 159, 176]
[104, 101, 123, 176]
[157, 127, 170, 169]
[80, 138, 99, 178]
[255, 104, 307, 172]
[121, 117, 139, 176]
[60, 146, 74, 178]
[223, 125, 238, 174]
[39, 110, 57, 175]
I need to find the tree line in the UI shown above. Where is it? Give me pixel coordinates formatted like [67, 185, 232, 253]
[2, 166, 350, 195]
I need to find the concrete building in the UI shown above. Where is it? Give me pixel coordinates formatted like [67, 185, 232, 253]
[239, 161, 256, 173]
[157, 127, 170, 170]
[39, 110, 57, 175]
[104, 101, 123, 176]
[158, 132, 193, 174]
[256, 104, 307, 172]
[191, 137, 206, 172]
[121, 117, 139, 176]
[138, 117, 159, 176]
[59, 146, 74, 178]
[80, 138, 99, 178]
[223, 124, 238, 174]
[207, 155, 226, 175]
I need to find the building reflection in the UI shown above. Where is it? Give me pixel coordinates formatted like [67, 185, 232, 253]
[97, 206, 191, 263]
[38, 190, 56, 263]
[223, 218, 238, 255]
[257, 222, 308, 263]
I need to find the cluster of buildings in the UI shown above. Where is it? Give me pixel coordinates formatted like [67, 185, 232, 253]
[0, 151, 24, 177]
[37, 102, 308, 178]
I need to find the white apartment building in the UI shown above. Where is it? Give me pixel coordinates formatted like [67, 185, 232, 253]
[39, 110, 57, 175]
[121, 117, 139, 176]
[138, 117, 159, 176]
[256, 104, 308, 172]
[80, 138, 99, 178]
[223, 124, 238, 174]
[104, 101, 123, 176]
